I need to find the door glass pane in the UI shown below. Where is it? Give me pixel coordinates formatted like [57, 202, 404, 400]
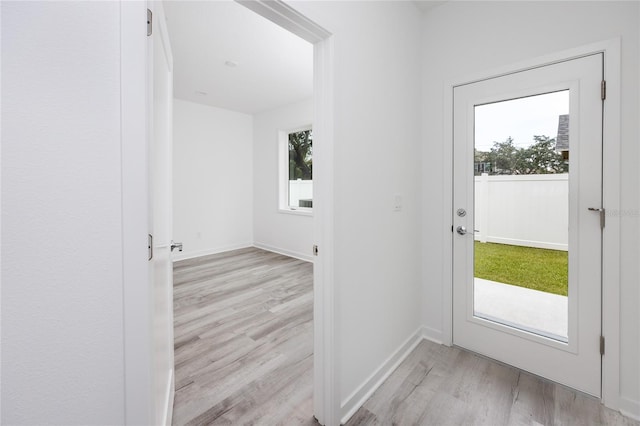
[473, 90, 569, 342]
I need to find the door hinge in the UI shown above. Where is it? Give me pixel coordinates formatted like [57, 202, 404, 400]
[148, 234, 153, 260]
[601, 80, 606, 101]
[600, 335, 605, 355]
[313, 245, 319, 256]
[147, 9, 152, 36]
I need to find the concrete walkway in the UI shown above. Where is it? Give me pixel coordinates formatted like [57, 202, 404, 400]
[474, 278, 568, 341]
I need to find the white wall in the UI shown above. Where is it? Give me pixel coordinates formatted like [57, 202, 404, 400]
[253, 98, 314, 260]
[421, 1, 639, 416]
[173, 99, 253, 260]
[1, 2, 126, 423]
[289, 2, 423, 419]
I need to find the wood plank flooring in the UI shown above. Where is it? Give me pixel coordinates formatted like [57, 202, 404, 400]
[172, 247, 637, 426]
[172, 247, 316, 425]
[346, 340, 639, 426]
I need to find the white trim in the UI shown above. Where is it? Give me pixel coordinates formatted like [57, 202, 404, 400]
[600, 39, 622, 412]
[236, 0, 331, 44]
[312, 35, 337, 426]
[340, 328, 424, 425]
[171, 243, 312, 264]
[253, 242, 313, 262]
[421, 325, 444, 345]
[441, 75, 454, 347]
[442, 38, 622, 410]
[161, 369, 174, 426]
[636, 7, 640, 423]
[278, 207, 313, 217]
[121, 1, 153, 424]
[620, 397, 640, 421]
[0, 1, 4, 422]
[171, 243, 253, 262]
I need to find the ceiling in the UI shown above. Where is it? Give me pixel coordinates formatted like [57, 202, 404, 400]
[163, 1, 313, 115]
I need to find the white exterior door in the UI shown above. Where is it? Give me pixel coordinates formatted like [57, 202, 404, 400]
[148, 1, 175, 424]
[453, 54, 603, 396]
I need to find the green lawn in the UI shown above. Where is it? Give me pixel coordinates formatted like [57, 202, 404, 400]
[474, 242, 568, 296]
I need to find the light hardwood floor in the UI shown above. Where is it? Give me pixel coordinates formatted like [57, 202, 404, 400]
[173, 248, 637, 426]
[346, 340, 639, 426]
[172, 247, 316, 425]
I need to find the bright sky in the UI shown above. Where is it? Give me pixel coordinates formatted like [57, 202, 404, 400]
[474, 90, 569, 152]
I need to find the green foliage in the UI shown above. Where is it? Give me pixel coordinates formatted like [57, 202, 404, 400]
[288, 129, 312, 180]
[476, 135, 568, 175]
[474, 242, 568, 296]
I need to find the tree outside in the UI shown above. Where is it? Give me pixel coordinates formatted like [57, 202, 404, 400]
[288, 129, 312, 180]
[474, 135, 568, 176]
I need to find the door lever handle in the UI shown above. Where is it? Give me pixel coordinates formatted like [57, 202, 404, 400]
[588, 207, 606, 229]
[171, 241, 183, 252]
[456, 226, 479, 236]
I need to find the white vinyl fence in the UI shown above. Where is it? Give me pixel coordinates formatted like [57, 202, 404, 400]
[289, 179, 313, 208]
[474, 173, 568, 251]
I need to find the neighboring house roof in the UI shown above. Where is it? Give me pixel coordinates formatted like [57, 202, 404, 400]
[556, 114, 570, 152]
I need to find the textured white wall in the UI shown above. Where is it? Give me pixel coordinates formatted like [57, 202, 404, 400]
[420, 0, 639, 416]
[172, 99, 254, 260]
[1, 2, 126, 424]
[289, 1, 423, 411]
[253, 98, 314, 260]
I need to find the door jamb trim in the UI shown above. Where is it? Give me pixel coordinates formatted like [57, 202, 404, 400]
[235, 5, 337, 423]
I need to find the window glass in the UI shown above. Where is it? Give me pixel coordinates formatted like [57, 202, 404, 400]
[287, 129, 312, 209]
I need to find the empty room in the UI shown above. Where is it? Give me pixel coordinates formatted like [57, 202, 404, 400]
[2, 1, 639, 426]
[162, 2, 316, 423]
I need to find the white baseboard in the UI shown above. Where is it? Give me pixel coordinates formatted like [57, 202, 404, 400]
[340, 327, 424, 424]
[252, 242, 313, 262]
[420, 325, 444, 345]
[620, 396, 640, 421]
[172, 243, 252, 262]
[162, 368, 174, 426]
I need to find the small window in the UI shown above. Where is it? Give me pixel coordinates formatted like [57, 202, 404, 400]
[279, 127, 312, 213]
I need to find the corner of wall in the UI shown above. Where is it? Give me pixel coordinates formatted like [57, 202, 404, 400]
[252, 242, 313, 262]
[172, 243, 253, 262]
[339, 328, 424, 425]
[420, 325, 444, 345]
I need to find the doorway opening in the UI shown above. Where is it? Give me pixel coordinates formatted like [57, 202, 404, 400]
[158, 2, 329, 422]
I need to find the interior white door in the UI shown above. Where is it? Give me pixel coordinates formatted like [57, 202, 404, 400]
[453, 54, 603, 396]
[148, 1, 175, 424]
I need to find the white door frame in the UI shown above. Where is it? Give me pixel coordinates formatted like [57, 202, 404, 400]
[148, 1, 175, 423]
[442, 39, 622, 410]
[121, 2, 154, 424]
[234, 3, 337, 424]
[121, 1, 338, 425]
